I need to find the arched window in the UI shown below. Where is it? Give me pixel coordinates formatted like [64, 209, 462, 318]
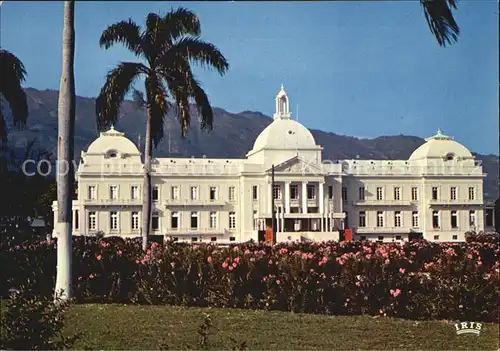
[445, 153, 455, 161]
[106, 149, 118, 158]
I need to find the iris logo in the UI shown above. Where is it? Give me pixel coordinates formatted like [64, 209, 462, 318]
[454, 322, 482, 335]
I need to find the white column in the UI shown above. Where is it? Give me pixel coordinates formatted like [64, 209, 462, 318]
[302, 181, 308, 214]
[319, 182, 324, 215]
[281, 206, 285, 233]
[284, 181, 291, 214]
[268, 182, 272, 214]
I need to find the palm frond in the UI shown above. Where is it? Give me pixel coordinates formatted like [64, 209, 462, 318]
[0, 49, 27, 85]
[184, 72, 213, 132]
[156, 7, 201, 52]
[159, 36, 229, 75]
[145, 74, 169, 146]
[1, 85, 28, 132]
[142, 12, 163, 64]
[421, 0, 460, 47]
[99, 19, 144, 56]
[131, 87, 146, 109]
[95, 62, 147, 131]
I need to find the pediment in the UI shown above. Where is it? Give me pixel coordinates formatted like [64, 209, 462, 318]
[268, 156, 325, 175]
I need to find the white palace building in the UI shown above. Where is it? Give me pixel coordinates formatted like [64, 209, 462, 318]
[53, 86, 496, 243]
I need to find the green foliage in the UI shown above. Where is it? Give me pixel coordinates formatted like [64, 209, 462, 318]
[0, 287, 78, 350]
[3, 233, 499, 322]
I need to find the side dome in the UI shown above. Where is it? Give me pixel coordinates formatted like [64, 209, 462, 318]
[409, 129, 473, 160]
[251, 119, 317, 151]
[86, 126, 140, 155]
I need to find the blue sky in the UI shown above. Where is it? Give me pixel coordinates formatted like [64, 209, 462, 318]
[1, 1, 498, 154]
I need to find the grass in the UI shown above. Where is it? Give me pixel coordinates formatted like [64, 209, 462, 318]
[63, 304, 500, 350]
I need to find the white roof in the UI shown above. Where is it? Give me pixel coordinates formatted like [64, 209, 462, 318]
[251, 118, 318, 152]
[408, 129, 474, 160]
[86, 126, 141, 155]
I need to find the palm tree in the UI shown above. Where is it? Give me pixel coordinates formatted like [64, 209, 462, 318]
[0, 49, 28, 144]
[96, 8, 229, 250]
[421, 0, 460, 47]
[54, 0, 76, 301]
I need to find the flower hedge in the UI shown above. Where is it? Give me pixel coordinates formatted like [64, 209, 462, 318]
[2, 232, 499, 322]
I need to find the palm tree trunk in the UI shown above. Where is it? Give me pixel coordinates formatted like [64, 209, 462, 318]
[54, 0, 75, 301]
[141, 107, 152, 251]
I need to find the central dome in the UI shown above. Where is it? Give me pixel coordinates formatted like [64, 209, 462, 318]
[252, 118, 317, 151]
[250, 84, 318, 152]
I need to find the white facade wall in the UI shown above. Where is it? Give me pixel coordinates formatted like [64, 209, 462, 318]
[52, 87, 494, 243]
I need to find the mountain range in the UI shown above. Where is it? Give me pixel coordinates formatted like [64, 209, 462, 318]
[4, 88, 499, 201]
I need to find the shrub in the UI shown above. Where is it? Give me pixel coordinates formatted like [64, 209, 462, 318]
[0, 286, 78, 350]
[3, 233, 499, 322]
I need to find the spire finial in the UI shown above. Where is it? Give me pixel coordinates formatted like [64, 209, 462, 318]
[281, 83, 284, 90]
[437, 128, 442, 135]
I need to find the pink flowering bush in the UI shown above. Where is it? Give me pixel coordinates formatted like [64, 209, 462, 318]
[2, 232, 499, 322]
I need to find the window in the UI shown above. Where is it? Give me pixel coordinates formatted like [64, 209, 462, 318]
[273, 185, 282, 200]
[88, 212, 96, 230]
[190, 212, 199, 229]
[434, 235, 439, 240]
[209, 186, 217, 201]
[394, 187, 401, 201]
[432, 211, 439, 228]
[88, 185, 96, 200]
[152, 186, 159, 201]
[171, 186, 179, 200]
[377, 211, 384, 227]
[109, 185, 118, 200]
[411, 187, 418, 201]
[395, 235, 402, 240]
[291, 185, 299, 199]
[360, 236, 366, 241]
[229, 212, 236, 229]
[171, 212, 179, 229]
[412, 211, 419, 227]
[451, 210, 458, 228]
[377, 236, 384, 242]
[450, 187, 457, 200]
[74, 210, 79, 230]
[307, 184, 316, 200]
[432, 187, 438, 200]
[229, 186, 236, 201]
[328, 186, 333, 199]
[152, 212, 159, 231]
[358, 211, 366, 227]
[342, 187, 347, 202]
[191, 237, 198, 242]
[469, 210, 476, 226]
[230, 236, 236, 242]
[110, 211, 118, 230]
[253, 210, 258, 230]
[376, 187, 383, 200]
[485, 209, 494, 226]
[190, 186, 198, 200]
[468, 187, 475, 200]
[211, 237, 217, 242]
[452, 234, 458, 240]
[131, 212, 139, 230]
[131, 185, 139, 200]
[252, 185, 258, 200]
[209, 212, 217, 229]
[359, 187, 365, 200]
[394, 211, 401, 227]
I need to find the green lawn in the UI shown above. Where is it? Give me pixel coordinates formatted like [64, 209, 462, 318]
[64, 304, 499, 350]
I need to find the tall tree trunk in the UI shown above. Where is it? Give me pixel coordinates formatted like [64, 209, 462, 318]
[54, 0, 75, 301]
[141, 108, 152, 251]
